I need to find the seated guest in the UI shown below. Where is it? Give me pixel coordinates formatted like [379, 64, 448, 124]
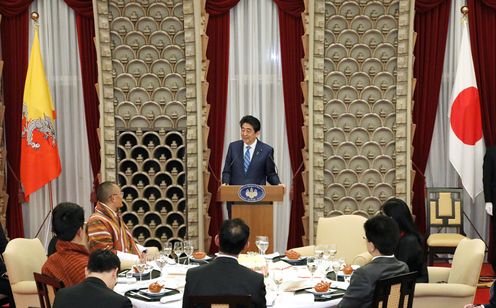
[182, 218, 266, 308]
[382, 198, 428, 282]
[53, 249, 132, 308]
[42, 202, 89, 287]
[87, 181, 140, 256]
[339, 215, 409, 308]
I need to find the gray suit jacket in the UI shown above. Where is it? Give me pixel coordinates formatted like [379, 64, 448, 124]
[182, 256, 266, 308]
[339, 256, 409, 308]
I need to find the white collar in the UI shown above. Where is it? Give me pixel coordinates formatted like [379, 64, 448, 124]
[216, 252, 239, 261]
[244, 139, 257, 150]
[372, 255, 395, 261]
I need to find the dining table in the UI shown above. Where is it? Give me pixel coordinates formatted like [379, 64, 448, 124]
[113, 257, 347, 308]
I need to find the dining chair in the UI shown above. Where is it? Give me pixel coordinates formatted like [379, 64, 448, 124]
[413, 238, 485, 308]
[425, 187, 466, 264]
[187, 295, 252, 308]
[372, 271, 417, 308]
[3, 238, 47, 308]
[33, 272, 64, 308]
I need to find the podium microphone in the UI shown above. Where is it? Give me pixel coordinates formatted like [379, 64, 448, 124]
[268, 154, 282, 185]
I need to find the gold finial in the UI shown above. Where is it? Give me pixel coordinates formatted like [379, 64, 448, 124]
[31, 12, 39, 22]
[461, 6, 469, 16]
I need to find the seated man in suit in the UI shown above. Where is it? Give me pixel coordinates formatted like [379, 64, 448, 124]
[42, 202, 89, 287]
[182, 218, 266, 308]
[53, 249, 132, 308]
[339, 215, 409, 308]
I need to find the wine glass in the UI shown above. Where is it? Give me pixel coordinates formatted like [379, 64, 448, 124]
[255, 236, 269, 255]
[328, 244, 337, 261]
[314, 245, 325, 260]
[271, 269, 284, 294]
[162, 242, 173, 263]
[145, 254, 156, 280]
[174, 242, 184, 264]
[306, 257, 317, 283]
[183, 240, 194, 265]
[134, 258, 147, 282]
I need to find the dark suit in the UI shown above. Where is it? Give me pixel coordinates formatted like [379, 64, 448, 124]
[222, 140, 280, 186]
[53, 277, 132, 308]
[484, 281, 496, 308]
[339, 256, 409, 308]
[182, 256, 266, 308]
[222, 140, 280, 217]
[483, 146, 496, 270]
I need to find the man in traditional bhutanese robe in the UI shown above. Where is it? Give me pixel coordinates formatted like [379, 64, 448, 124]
[87, 181, 141, 256]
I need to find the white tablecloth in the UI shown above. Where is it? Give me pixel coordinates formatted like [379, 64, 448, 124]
[114, 263, 344, 308]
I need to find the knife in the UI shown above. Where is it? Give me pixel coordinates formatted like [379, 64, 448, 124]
[128, 291, 151, 301]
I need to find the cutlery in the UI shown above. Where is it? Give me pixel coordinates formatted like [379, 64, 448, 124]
[128, 291, 150, 301]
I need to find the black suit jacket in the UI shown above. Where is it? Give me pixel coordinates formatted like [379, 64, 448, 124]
[339, 256, 409, 308]
[222, 140, 280, 185]
[483, 146, 496, 206]
[182, 256, 266, 308]
[53, 277, 132, 308]
[485, 281, 496, 308]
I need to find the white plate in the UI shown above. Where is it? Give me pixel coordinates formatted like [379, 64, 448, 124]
[281, 256, 306, 262]
[139, 288, 169, 297]
[305, 288, 335, 295]
[190, 255, 212, 262]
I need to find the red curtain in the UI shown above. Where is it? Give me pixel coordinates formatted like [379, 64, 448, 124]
[468, 0, 496, 271]
[205, 0, 240, 253]
[412, 0, 451, 234]
[273, 0, 305, 248]
[63, 0, 101, 200]
[0, 0, 34, 238]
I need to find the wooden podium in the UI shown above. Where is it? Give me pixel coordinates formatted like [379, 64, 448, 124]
[218, 185, 284, 253]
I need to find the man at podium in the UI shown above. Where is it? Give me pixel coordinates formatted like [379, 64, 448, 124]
[221, 115, 281, 218]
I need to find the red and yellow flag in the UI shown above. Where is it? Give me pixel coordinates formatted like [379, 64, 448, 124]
[20, 26, 61, 200]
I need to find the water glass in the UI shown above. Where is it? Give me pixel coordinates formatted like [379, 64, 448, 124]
[174, 242, 184, 263]
[328, 244, 337, 260]
[314, 245, 325, 260]
[306, 256, 317, 282]
[183, 240, 194, 265]
[163, 242, 173, 262]
[134, 259, 147, 282]
[255, 235, 269, 255]
[272, 269, 284, 294]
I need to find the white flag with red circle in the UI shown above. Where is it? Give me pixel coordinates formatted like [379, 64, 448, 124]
[449, 20, 484, 200]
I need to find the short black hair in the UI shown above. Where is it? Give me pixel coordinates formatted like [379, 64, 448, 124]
[87, 249, 121, 273]
[52, 202, 84, 241]
[96, 181, 117, 203]
[364, 215, 400, 255]
[239, 115, 261, 132]
[219, 218, 250, 255]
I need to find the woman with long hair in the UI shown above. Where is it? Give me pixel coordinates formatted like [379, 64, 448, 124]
[382, 198, 428, 282]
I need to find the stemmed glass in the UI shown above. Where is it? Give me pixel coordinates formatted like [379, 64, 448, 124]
[306, 256, 317, 283]
[162, 242, 173, 264]
[183, 240, 194, 265]
[174, 242, 184, 264]
[272, 269, 284, 294]
[145, 254, 156, 280]
[255, 236, 269, 255]
[135, 258, 147, 282]
[328, 244, 337, 261]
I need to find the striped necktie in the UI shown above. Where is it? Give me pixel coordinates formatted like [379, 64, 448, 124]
[244, 145, 251, 173]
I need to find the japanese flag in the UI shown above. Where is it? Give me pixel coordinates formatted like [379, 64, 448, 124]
[449, 20, 484, 200]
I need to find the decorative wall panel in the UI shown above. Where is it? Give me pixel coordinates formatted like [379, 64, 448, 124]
[95, 0, 203, 250]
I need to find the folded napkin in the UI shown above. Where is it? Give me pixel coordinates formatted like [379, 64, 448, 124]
[160, 292, 182, 303]
[166, 266, 189, 275]
[117, 277, 137, 284]
[271, 261, 292, 270]
[281, 279, 313, 292]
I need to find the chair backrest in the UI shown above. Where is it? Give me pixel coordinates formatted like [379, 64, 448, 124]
[188, 295, 252, 308]
[3, 238, 47, 285]
[33, 272, 64, 308]
[448, 238, 485, 285]
[425, 188, 464, 235]
[315, 215, 367, 264]
[372, 272, 417, 308]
